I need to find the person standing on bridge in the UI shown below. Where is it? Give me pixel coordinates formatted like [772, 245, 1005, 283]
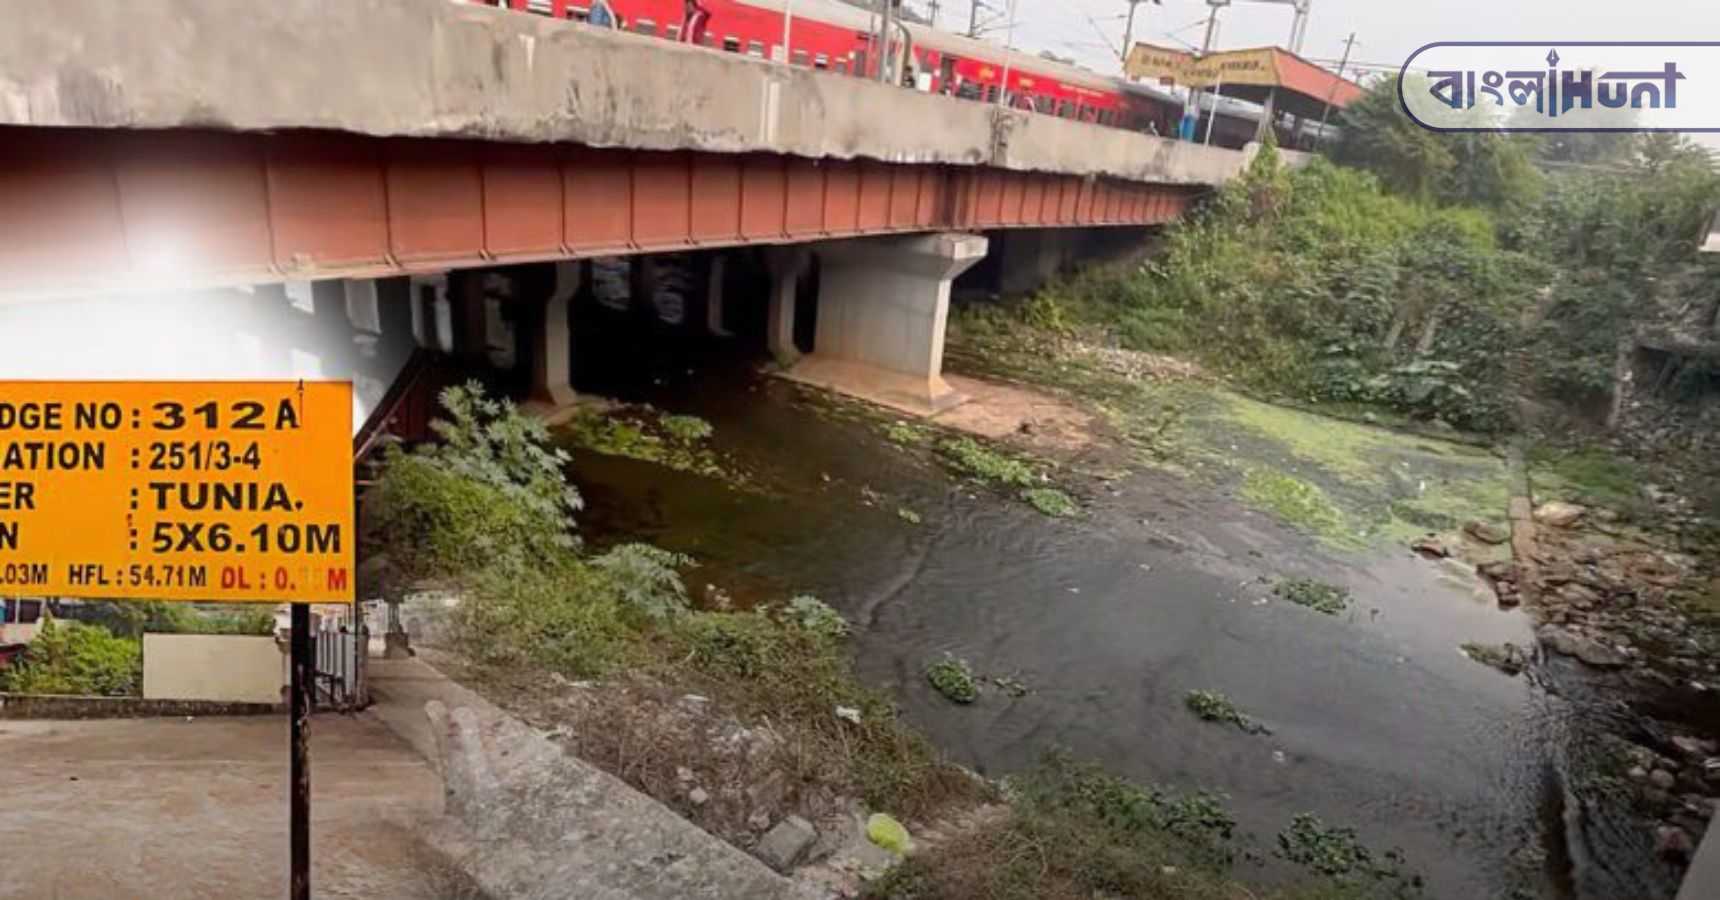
[680, 0, 710, 46]
[587, 0, 618, 29]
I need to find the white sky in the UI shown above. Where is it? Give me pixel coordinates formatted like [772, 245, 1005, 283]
[925, 0, 1720, 80]
[922, 0, 1720, 143]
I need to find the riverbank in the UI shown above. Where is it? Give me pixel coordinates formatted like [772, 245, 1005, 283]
[382, 284, 1718, 898]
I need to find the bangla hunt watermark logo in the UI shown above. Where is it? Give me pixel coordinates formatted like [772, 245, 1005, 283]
[1400, 42, 1720, 133]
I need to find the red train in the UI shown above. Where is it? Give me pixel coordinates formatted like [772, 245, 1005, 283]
[467, 0, 1185, 137]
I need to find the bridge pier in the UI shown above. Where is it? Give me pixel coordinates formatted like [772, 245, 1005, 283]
[765, 247, 811, 366]
[527, 261, 579, 409]
[787, 233, 987, 415]
[995, 228, 1074, 297]
[449, 272, 491, 366]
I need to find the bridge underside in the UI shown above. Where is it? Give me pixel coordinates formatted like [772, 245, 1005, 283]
[0, 127, 1198, 299]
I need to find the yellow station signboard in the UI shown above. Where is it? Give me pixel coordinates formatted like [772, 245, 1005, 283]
[0, 381, 355, 603]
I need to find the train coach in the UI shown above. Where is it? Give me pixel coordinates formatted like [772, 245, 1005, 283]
[465, 0, 1184, 137]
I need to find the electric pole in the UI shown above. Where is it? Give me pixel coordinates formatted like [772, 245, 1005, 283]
[1313, 31, 1357, 148]
[1334, 31, 1356, 79]
[1121, 0, 1144, 62]
[927, 0, 940, 28]
[967, 0, 984, 37]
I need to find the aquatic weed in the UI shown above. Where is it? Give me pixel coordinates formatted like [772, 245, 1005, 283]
[927, 654, 980, 704]
[1184, 689, 1271, 735]
[1020, 487, 1079, 517]
[938, 436, 1039, 488]
[1274, 578, 1352, 615]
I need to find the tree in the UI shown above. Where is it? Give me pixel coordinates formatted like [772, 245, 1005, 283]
[1331, 76, 1540, 208]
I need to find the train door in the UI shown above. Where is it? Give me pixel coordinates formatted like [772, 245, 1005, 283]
[939, 55, 958, 94]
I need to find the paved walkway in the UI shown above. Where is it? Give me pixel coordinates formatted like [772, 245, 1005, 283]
[0, 713, 446, 899]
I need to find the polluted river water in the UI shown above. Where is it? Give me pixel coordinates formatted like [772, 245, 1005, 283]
[557, 332, 1690, 900]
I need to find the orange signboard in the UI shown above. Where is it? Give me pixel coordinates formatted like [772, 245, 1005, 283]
[0, 381, 355, 603]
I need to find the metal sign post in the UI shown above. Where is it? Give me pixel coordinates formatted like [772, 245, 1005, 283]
[0, 380, 356, 900]
[290, 603, 312, 900]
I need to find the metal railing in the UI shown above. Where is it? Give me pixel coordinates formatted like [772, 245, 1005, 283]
[312, 623, 366, 711]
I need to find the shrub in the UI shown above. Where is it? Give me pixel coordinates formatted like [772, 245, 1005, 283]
[368, 383, 581, 580]
[588, 543, 693, 623]
[451, 560, 636, 678]
[787, 594, 850, 640]
[1, 618, 141, 697]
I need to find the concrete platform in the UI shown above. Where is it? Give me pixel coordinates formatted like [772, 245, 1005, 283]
[780, 356, 967, 417]
[368, 657, 818, 900]
[0, 714, 446, 899]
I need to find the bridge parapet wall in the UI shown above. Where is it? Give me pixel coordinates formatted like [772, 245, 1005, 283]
[0, 0, 1247, 187]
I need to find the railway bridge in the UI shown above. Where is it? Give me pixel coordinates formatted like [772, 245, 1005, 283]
[0, 0, 1279, 415]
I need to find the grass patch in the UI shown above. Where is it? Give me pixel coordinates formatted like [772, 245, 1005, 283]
[1185, 689, 1271, 735]
[1529, 444, 1643, 511]
[927, 654, 980, 704]
[1241, 468, 1352, 545]
[884, 420, 933, 447]
[1020, 487, 1079, 518]
[659, 414, 714, 444]
[938, 436, 1038, 488]
[868, 751, 1413, 900]
[937, 435, 1083, 518]
[1275, 578, 1352, 616]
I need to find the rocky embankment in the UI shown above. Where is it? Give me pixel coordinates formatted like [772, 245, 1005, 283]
[1440, 489, 1720, 867]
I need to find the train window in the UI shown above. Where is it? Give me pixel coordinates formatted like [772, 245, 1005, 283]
[1058, 100, 1074, 118]
[701, 33, 716, 47]
[985, 85, 999, 103]
[666, 24, 681, 40]
[852, 51, 867, 77]
[813, 53, 829, 70]
[723, 36, 741, 52]
[1036, 95, 1054, 114]
[636, 18, 656, 36]
[835, 60, 849, 74]
[747, 40, 765, 57]
[567, 6, 585, 21]
[525, 0, 553, 15]
[792, 49, 810, 67]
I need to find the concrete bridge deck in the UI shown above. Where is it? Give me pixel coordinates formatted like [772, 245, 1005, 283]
[0, 0, 1268, 298]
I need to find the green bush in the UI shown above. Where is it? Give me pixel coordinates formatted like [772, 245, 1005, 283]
[1, 618, 141, 697]
[787, 594, 851, 640]
[588, 543, 693, 623]
[368, 383, 581, 580]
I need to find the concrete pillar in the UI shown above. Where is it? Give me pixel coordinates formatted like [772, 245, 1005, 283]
[449, 271, 489, 364]
[705, 255, 732, 337]
[528, 261, 579, 408]
[764, 247, 811, 365]
[997, 229, 1068, 296]
[790, 233, 987, 414]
